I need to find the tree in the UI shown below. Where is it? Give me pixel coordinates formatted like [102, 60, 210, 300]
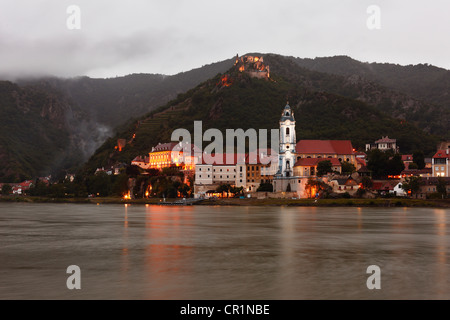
[86, 171, 111, 197]
[413, 151, 425, 170]
[408, 162, 419, 170]
[257, 183, 273, 192]
[216, 184, 231, 197]
[28, 180, 49, 196]
[386, 154, 405, 176]
[111, 173, 129, 196]
[317, 160, 332, 176]
[126, 165, 141, 177]
[230, 186, 244, 196]
[1, 184, 12, 195]
[305, 178, 331, 198]
[436, 178, 447, 197]
[48, 184, 66, 198]
[341, 161, 356, 174]
[361, 176, 373, 189]
[366, 149, 389, 178]
[401, 176, 422, 198]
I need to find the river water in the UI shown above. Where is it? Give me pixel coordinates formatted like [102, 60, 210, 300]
[0, 203, 449, 299]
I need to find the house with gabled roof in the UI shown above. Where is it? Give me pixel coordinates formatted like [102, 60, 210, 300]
[366, 136, 399, 153]
[329, 175, 360, 195]
[432, 149, 449, 177]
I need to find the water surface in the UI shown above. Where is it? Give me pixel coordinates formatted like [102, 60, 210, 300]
[0, 203, 449, 299]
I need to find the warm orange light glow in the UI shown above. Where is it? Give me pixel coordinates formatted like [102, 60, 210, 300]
[123, 191, 131, 200]
[219, 74, 232, 87]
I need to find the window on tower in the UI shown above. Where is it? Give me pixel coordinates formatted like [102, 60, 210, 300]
[286, 127, 290, 135]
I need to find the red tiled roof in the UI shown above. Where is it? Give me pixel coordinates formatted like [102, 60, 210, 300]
[153, 142, 179, 152]
[375, 136, 396, 143]
[294, 157, 341, 167]
[132, 156, 146, 162]
[433, 150, 450, 159]
[356, 158, 366, 166]
[171, 142, 202, 154]
[296, 140, 353, 155]
[401, 155, 413, 161]
[372, 181, 395, 191]
[400, 168, 432, 175]
[357, 165, 370, 173]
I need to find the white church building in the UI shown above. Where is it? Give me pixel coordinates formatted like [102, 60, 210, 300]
[273, 103, 309, 197]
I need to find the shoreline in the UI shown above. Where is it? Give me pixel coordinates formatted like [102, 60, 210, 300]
[0, 196, 449, 208]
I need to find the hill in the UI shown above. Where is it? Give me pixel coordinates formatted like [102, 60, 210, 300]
[82, 55, 441, 175]
[0, 81, 99, 182]
[0, 58, 235, 182]
[291, 55, 449, 138]
[18, 58, 235, 129]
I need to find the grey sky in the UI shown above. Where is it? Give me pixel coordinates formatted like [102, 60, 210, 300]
[1, 0, 449, 79]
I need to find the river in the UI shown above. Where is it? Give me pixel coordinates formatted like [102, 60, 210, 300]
[0, 203, 449, 299]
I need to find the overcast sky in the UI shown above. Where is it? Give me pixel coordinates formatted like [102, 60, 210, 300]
[1, 0, 449, 79]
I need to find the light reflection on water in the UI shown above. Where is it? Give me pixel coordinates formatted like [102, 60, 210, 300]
[0, 203, 449, 299]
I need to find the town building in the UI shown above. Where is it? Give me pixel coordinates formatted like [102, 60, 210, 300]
[366, 136, 399, 153]
[273, 103, 302, 195]
[329, 176, 360, 196]
[357, 165, 371, 177]
[391, 182, 407, 197]
[131, 141, 199, 172]
[293, 158, 342, 177]
[401, 154, 414, 169]
[372, 180, 398, 195]
[400, 168, 432, 178]
[193, 151, 277, 197]
[272, 103, 357, 198]
[432, 149, 450, 177]
[415, 177, 450, 199]
[296, 140, 356, 166]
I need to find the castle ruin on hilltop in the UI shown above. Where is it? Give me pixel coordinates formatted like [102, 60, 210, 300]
[234, 55, 270, 79]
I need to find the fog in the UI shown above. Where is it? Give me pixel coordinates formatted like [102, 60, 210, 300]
[1, 0, 449, 80]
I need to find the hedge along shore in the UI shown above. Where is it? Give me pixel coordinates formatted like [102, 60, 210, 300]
[0, 196, 449, 208]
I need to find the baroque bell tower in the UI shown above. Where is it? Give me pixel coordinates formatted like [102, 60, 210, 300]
[278, 102, 296, 177]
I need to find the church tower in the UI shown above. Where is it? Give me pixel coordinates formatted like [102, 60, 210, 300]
[278, 102, 296, 177]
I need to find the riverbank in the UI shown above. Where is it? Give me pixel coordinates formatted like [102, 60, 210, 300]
[0, 196, 449, 208]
